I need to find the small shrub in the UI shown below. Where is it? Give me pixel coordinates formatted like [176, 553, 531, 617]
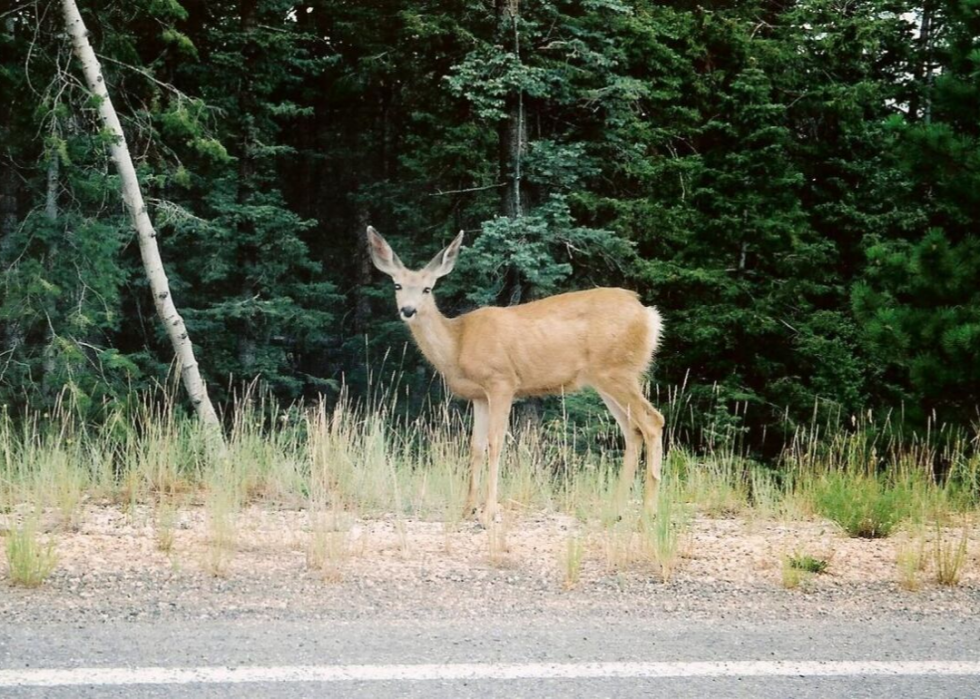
[780, 556, 806, 590]
[934, 522, 969, 587]
[896, 534, 926, 591]
[813, 472, 910, 538]
[788, 553, 828, 574]
[5, 524, 57, 587]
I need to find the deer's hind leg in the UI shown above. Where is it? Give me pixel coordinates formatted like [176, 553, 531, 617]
[598, 390, 643, 516]
[642, 404, 666, 515]
[597, 376, 665, 516]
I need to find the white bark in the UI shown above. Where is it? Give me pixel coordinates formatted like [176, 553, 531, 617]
[61, 0, 221, 430]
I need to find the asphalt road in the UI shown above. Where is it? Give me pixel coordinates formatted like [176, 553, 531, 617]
[2, 615, 979, 698]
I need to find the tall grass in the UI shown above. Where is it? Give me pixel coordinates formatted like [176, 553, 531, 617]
[934, 521, 970, 586]
[0, 386, 977, 546]
[643, 475, 691, 582]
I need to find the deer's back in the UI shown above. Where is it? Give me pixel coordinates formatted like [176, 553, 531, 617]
[451, 287, 657, 398]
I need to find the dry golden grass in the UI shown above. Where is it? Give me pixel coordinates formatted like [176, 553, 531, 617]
[560, 534, 585, 589]
[1, 389, 978, 594]
[934, 522, 970, 587]
[5, 518, 57, 587]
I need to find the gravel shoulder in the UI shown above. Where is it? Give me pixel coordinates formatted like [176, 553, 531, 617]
[1, 504, 978, 625]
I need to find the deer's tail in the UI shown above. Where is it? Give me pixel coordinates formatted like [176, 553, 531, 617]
[646, 306, 664, 358]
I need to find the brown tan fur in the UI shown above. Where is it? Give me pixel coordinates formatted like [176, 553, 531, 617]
[367, 226, 665, 522]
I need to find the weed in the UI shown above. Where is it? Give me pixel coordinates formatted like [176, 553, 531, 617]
[307, 511, 351, 582]
[504, 426, 557, 512]
[896, 544, 924, 592]
[679, 451, 747, 518]
[5, 520, 57, 587]
[203, 465, 240, 577]
[748, 467, 783, 519]
[934, 521, 969, 587]
[155, 499, 178, 554]
[635, 477, 691, 583]
[787, 553, 828, 574]
[600, 516, 638, 573]
[561, 534, 584, 589]
[895, 522, 928, 591]
[780, 555, 807, 590]
[812, 472, 910, 538]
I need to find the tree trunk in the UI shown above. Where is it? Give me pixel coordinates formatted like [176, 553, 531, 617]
[499, 95, 527, 220]
[235, 0, 259, 376]
[1, 15, 22, 357]
[0, 147, 15, 261]
[61, 0, 221, 429]
[0, 16, 16, 262]
[42, 145, 60, 385]
[352, 206, 373, 335]
[0, 137, 21, 358]
[495, 0, 539, 420]
[495, 0, 529, 309]
[45, 150, 59, 223]
[496, 0, 526, 220]
[921, 4, 934, 126]
[909, 2, 934, 123]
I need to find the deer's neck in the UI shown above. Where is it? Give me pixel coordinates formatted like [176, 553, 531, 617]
[409, 304, 460, 380]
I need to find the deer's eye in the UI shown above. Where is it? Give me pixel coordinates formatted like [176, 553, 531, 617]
[423, 287, 432, 294]
[394, 284, 403, 291]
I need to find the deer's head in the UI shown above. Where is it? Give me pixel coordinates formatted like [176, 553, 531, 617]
[366, 226, 464, 323]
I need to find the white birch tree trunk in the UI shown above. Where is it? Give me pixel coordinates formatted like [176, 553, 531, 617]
[61, 0, 221, 430]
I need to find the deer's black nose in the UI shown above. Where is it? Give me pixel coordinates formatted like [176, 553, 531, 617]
[400, 307, 417, 319]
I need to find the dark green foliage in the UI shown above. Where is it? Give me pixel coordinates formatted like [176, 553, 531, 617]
[455, 196, 630, 307]
[848, 0, 980, 425]
[0, 0, 976, 445]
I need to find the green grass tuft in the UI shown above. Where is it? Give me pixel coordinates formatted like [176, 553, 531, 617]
[788, 553, 828, 574]
[5, 521, 57, 587]
[812, 472, 911, 538]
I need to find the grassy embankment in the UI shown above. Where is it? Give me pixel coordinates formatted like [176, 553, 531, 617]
[1, 385, 977, 587]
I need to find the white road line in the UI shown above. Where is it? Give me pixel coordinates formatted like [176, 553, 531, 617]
[2, 662, 980, 687]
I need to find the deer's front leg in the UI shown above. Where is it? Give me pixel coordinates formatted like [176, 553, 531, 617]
[483, 389, 514, 525]
[465, 398, 489, 516]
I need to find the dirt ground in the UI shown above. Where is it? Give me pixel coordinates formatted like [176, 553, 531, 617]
[1, 504, 979, 623]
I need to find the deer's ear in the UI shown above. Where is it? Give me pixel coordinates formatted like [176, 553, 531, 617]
[366, 226, 405, 277]
[424, 230, 464, 279]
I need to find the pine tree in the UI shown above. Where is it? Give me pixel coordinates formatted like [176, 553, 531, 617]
[852, 0, 980, 424]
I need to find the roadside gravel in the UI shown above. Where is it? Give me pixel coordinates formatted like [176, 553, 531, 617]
[1, 504, 977, 625]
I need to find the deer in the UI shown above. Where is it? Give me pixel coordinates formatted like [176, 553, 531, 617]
[366, 226, 665, 523]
